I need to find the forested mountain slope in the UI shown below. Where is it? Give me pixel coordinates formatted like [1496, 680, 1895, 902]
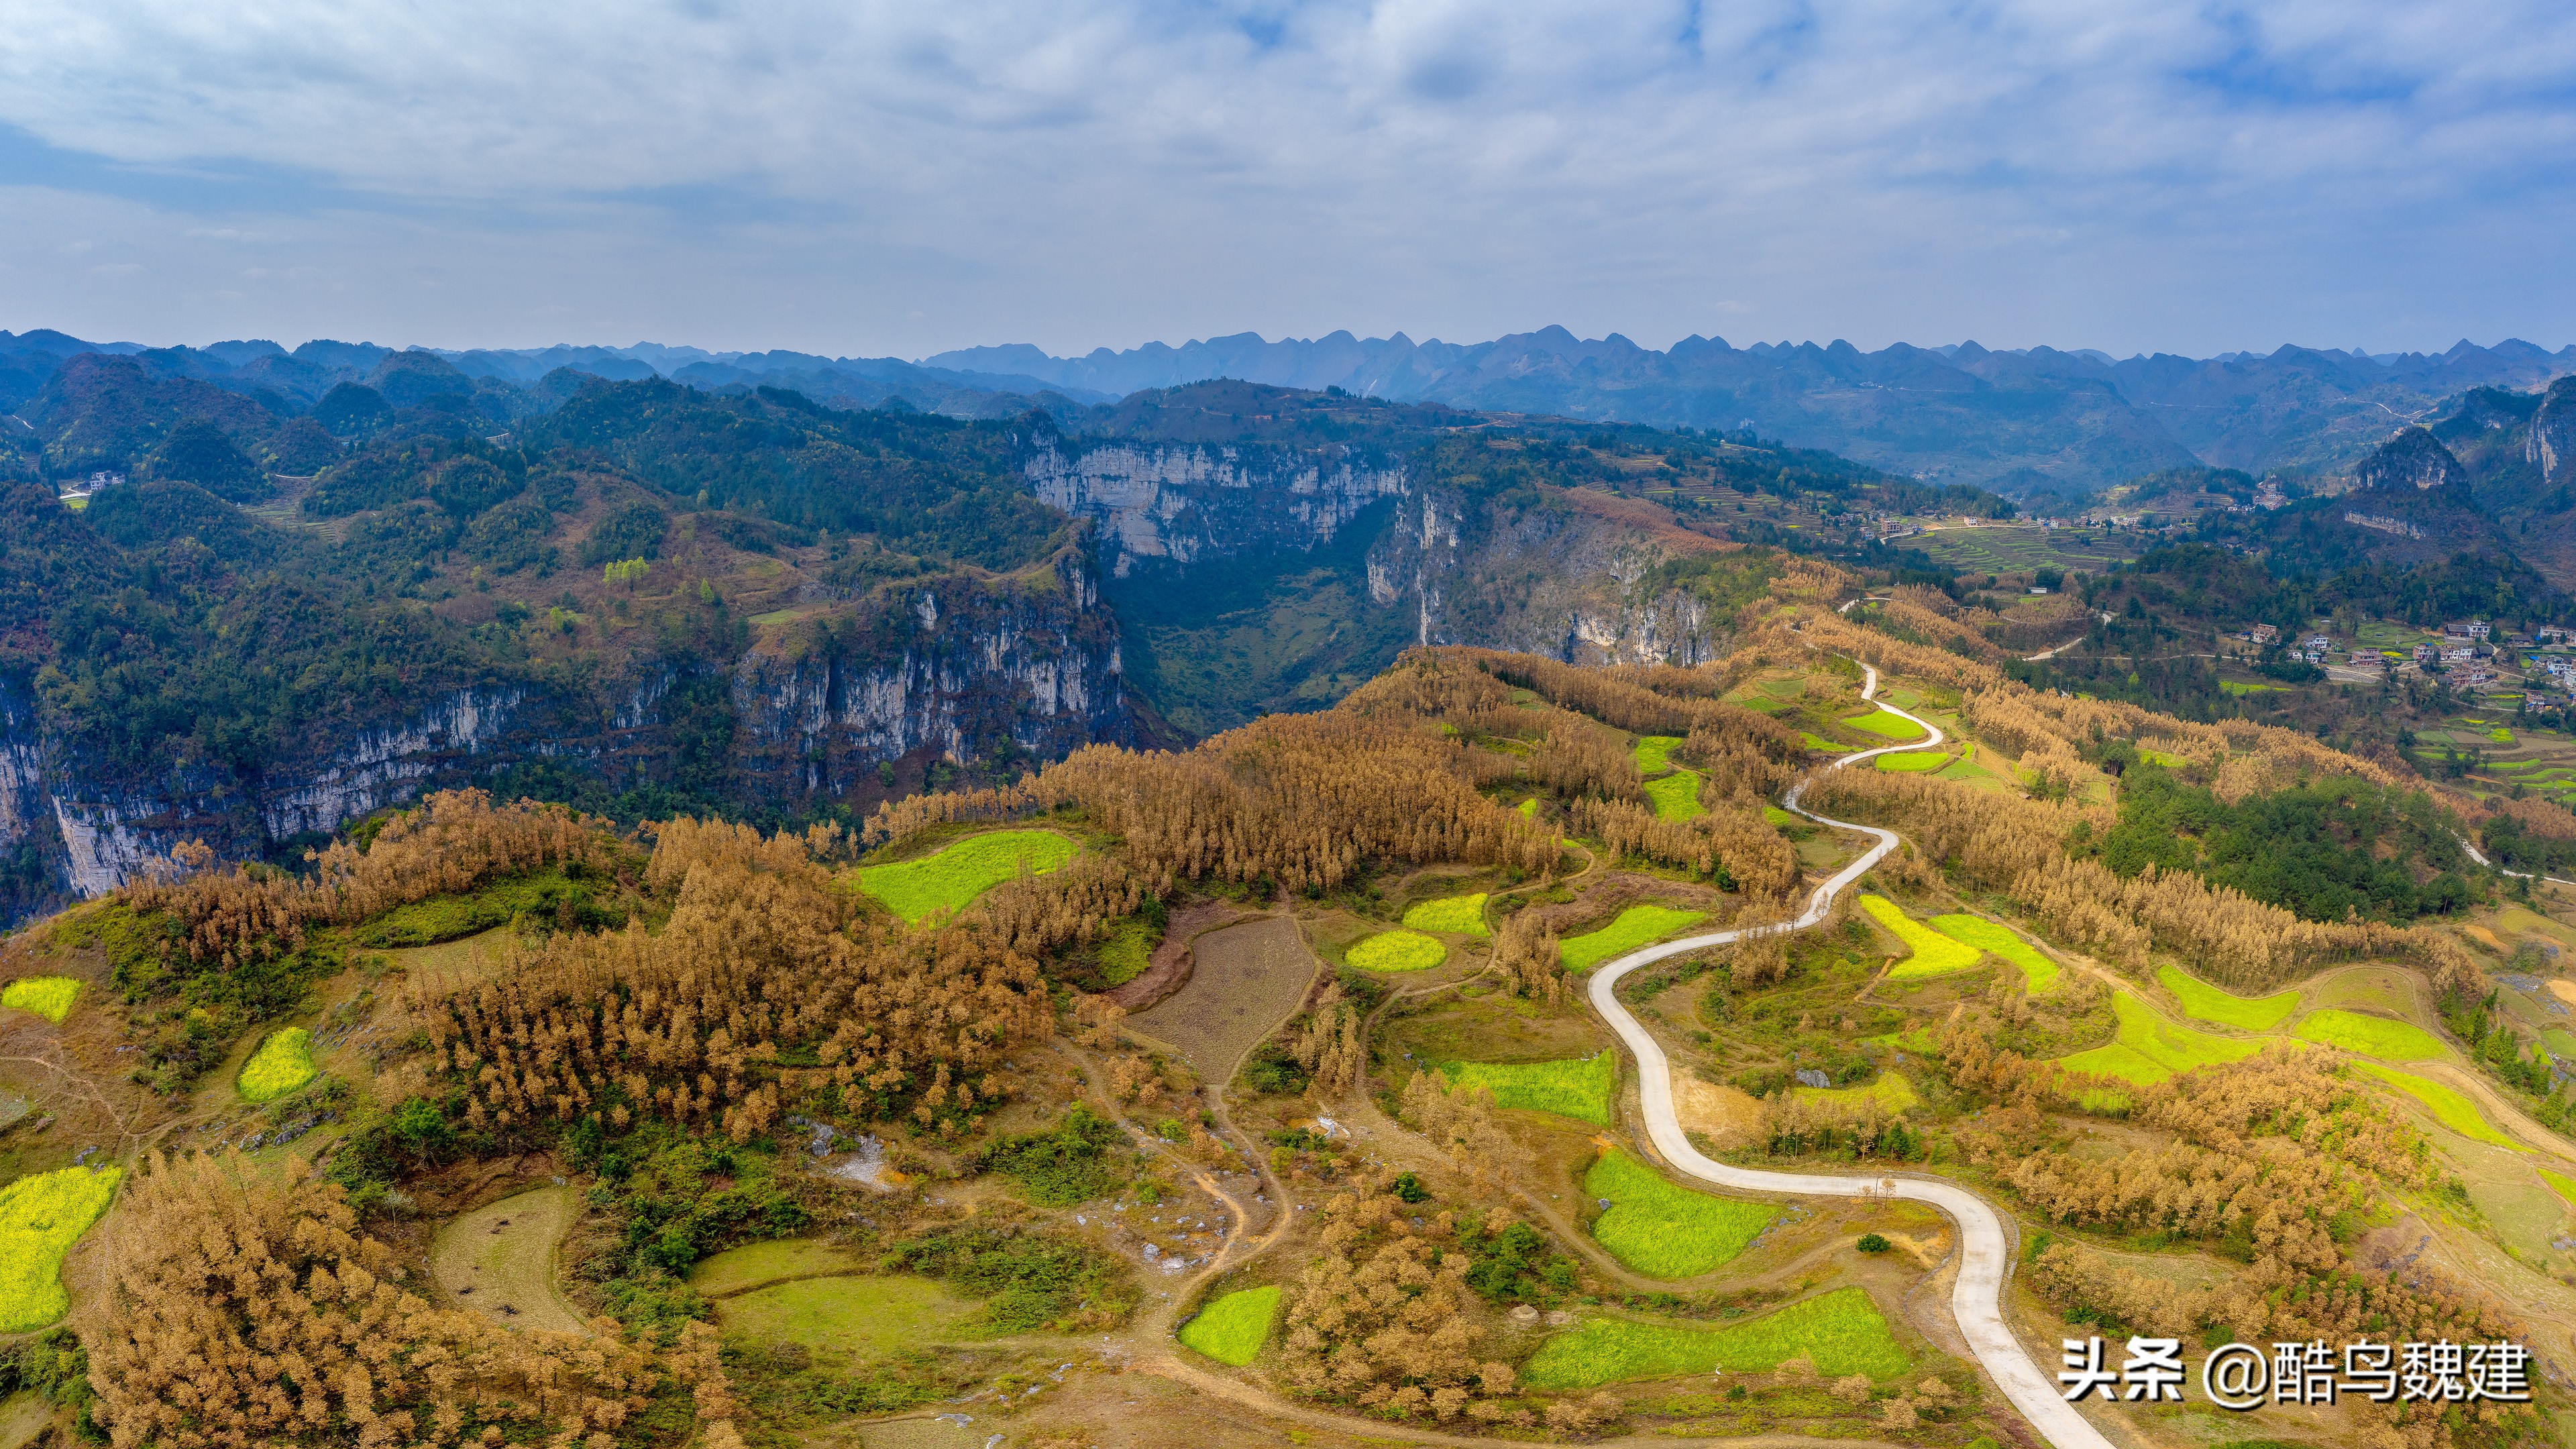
[0, 547, 2559, 1449]
[0, 348, 2003, 922]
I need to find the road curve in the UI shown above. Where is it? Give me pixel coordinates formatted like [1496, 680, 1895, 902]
[1587, 665, 2114, 1449]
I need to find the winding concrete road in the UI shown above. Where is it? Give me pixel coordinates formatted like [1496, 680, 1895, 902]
[1588, 664, 2116, 1449]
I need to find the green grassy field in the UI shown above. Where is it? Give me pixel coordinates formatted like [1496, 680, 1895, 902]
[1560, 906, 1709, 971]
[1095, 916, 1158, 985]
[1763, 806, 1797, 826]
[1401, 892, 1491, 935]
[238, 1027, 317, 1102]
[1792, 1073, 1919, 1114]
[690, 1239, 861, 1297]
[2057, 994, 2267, 1085]
[1633, 736, 1683, 773]
[855, 830, 1079, 924]
[0, 1167, 120, 1332]
[718, 1275, 976, 1357]
[1523, 1287, 1909, 1390]
[1927, 915, 2058, 991]
[1643, 769, 1708, 821]
[2294, 1009, 2447, 1061]
[1179, 1285, 1281, 1365]
[2218, 680, 2287, 696]
[1585, 1148, 1776, 1279]
[0, 978, 77, 1024]
[1347, 929, 1448, 972]
[1843, 710, 1926, 741]
[1859, 896, 1981, 978]
[1441, 1052, 1617, 1126]
[2156, 965, 2299, 1030]
[1874, 750, 1951, 773]
[2351, 1062, 2520, 1149]
[1799, 732, 1853, 753]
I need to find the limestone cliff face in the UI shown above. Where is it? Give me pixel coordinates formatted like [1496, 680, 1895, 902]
[1023, 439, 1405, 578]
[2532, 376, 2576, 488]
[1028, 435, 1740, 671]
[1366, 486, 1735, 665]
[0, 545, 1129, 921]
[727, 546, 1128, 798]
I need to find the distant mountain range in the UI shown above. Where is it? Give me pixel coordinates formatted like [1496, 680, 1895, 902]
[930, 330, 2576, 500]
[9, 325, 2575, 502]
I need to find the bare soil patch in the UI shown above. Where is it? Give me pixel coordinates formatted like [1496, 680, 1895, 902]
[1108, 901, 1258, 1013]
[1672, 1073, 1764, 1149]
[430, 1185, 590, 1335]
[1132, 916, 1318, 1081]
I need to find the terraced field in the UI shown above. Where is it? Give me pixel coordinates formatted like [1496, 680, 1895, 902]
[1440, 1052, 1618, 1126]
[855, 829, 1078, 923]
[1584, 1148, 1776, 1278]
[1858, 896, 1980, 979]
[1523, 1287, 1909, 1389]
[1562, 906, 1707, 971]
[2157, 965, 2298, 1030]
[1930, 915, 2058, 991]
[2352, 1063, 2521, 1149]
[1792, 1073, 1919, 1113]
[2058, 994, 2267, 1085]
[2294, 1009, 2447, 1061]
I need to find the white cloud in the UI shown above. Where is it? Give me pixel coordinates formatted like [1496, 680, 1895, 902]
[0, 0, 2571, 355]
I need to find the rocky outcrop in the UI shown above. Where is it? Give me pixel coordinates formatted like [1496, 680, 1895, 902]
[1369, 487, 1741, 665]
[2353, 427, 2469, 492]
[2532, 376, 2576, 488]
[728, 545, 1127, 797]
[1024, 439, 1404, 577]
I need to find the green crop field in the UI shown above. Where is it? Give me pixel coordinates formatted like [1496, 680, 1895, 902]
[1523, 1287, 1909, 1389]
[2540, 1167, 2576, 1210]
[1843, 710, 1926, 741]
[1517, 798, 1539, 817]
[2219, 680, 2288, 696]
[855, 829, 1078, 923]
[1792, 1073, 1919, 1114]
[1859, 896, 1980, 978]
[1633, 736, 1683, 773]
[0, 1166, 121, 1332]
[1764, 806, 1797, 826]
[0, 978, 77, 1024]
[1441, 1052, 1617, 1126]
[2351, 1062, 2520, 1148]
[1179, 1285, 1281, 1365]
[1643, 769, 1707, 821]
[1347, 929, 1448, 972]
[1799, 732, 1853, 752]
[1874, 750, 1949, 773]
[1584, 1148, 1776, 1279]
[2294, 1009, 2446, 1061]
[1927, 916, 2058, 991]
[2057, 994, 2267, 1085]
[1560, 906, 1708, 971]
[1401, 892, 1491, 935]
[238, 1027, 317, 1102]
[2157, 965, 2299, 1030]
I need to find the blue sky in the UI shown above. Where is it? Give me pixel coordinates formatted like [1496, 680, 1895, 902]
[3, 0, 2574, 359]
